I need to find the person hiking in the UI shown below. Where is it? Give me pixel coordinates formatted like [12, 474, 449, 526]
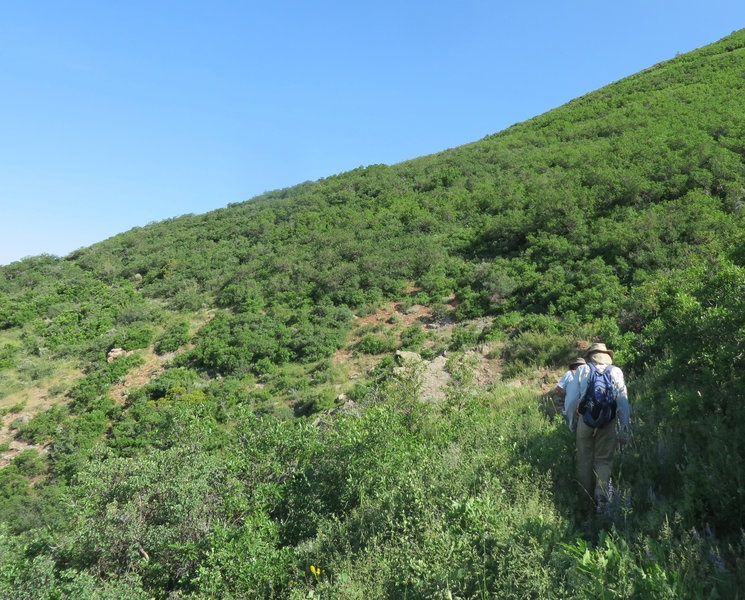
[550, 356, 586, 414]
[564, 343, 630, 510]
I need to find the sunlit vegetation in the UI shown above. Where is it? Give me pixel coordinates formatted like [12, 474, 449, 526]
[0, 29, 744, 598]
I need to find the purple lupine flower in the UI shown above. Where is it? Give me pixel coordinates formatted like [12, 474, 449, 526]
[646, 550, 654, 561]
[705, 523, 712, 537]
[692, 529, 699, 541]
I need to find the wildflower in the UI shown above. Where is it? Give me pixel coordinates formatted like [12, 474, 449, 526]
[310, 565, 325, 578]
[711, 551, 724, 571]
[646, 549, 654, 561]
[692, 528, 699, 541]
[705, 523, 712, 537]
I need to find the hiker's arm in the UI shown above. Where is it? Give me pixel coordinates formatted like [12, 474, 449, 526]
[563, 367, 586, 431]
[557, 370, 572, 390]
[613, 369, 630, 442]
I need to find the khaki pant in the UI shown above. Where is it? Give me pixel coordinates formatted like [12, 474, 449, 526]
[576, 418, 617, 505]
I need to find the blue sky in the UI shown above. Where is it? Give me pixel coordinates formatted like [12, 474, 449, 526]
[2, 1, 744, 266]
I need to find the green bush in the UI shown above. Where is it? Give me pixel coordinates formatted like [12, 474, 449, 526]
[501, 330, 575, 379]
[11, 449, 47, 477]
[356, 333, 395, 355]
[400, 325, 426, 350]
[449, 324, 480, 350]
[113, 323, 155, 351]
[16, 406, 69, 444]
[7, 401, 26, 414]
[293, 388, 338, 416]
[154, 321, 190, 354]
[0, 345, 18, 370]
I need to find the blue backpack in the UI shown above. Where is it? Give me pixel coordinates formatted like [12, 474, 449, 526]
[578, 363, 616, 428]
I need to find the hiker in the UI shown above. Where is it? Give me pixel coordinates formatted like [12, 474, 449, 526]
[550, 357, 586, 414]
[564, 342, 630, 509]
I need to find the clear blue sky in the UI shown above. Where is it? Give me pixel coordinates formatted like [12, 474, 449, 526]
[2, 1, 744, 266]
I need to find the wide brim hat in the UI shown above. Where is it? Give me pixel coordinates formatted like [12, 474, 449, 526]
[585, 342, 614, 360]
[568, 357, 586, 369]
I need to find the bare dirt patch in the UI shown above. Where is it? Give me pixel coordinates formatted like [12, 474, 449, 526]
[0, 365, 83, 464]
[108, 348, 170, 404]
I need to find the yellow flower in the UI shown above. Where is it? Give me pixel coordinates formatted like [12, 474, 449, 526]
[311, 565, 318, 575]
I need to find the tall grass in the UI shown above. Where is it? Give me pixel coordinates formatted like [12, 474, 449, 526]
[0, 363, 741, 598]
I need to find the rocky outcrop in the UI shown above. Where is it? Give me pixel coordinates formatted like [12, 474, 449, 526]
[107, 348, 132, 363]
[393, 350, 451, 402]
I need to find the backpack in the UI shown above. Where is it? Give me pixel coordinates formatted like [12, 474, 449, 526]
[578, 363, 616, 428]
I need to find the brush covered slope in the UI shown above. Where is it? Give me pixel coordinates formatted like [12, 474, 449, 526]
[1, 29, 745, 599]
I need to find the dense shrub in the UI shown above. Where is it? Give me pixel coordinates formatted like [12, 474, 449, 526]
[112, 322, 154, 351]
[356, 333, 395, 355]
[399, 325, 427, 350]
[154, 321, 191, 354]
[0, 345, 18, 370]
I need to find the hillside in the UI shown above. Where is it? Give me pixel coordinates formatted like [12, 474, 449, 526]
[1, 29, 745, 599]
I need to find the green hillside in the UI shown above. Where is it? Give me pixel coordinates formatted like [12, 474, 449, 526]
[1, 29, 745, 599]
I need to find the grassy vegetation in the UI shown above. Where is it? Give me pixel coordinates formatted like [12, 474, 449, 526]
[0, 28, 744, 599]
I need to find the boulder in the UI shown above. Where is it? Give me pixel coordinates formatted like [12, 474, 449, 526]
[395, 350, 422, 365]
[107, 348, 128, 363]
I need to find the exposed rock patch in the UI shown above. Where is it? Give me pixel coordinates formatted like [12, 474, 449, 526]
[107, 347, 131, 363]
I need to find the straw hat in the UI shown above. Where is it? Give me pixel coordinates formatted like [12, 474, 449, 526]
[585, 342, 614, 364]
[568, 357, 586, 369]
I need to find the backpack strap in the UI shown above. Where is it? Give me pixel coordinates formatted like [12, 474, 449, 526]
[583, 362, 598, 396]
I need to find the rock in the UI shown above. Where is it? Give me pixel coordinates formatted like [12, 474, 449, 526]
[426, 317, 452, 330]
[419, 355, 451, 402]
[10, 414, 31, 427]
[395, 350, 422, 365]
[107, 348, 127, 363]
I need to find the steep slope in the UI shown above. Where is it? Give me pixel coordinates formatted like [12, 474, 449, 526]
[0, 29, 744, 599]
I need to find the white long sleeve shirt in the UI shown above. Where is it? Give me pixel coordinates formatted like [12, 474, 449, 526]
[556, 369, 574, 390]
[563, 362, 630, 434]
